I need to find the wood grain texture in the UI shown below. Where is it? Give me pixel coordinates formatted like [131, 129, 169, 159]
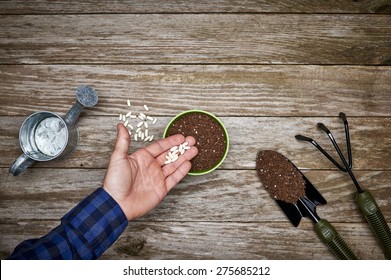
[0, 220, 388, 259]
[1, 0, 390, 262]
[1, 14, 390, 65]
[1, 116, 390, 169]
[1, 65, 390, 117]
[1, 169, 390, 223]
[1, 0, 390, 14]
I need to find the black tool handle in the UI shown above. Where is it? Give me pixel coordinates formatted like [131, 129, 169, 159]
[356, 190, 391, 259]
[315, 219, 358, 260]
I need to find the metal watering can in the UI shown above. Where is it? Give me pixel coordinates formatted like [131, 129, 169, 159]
[9, 85, 98, 176]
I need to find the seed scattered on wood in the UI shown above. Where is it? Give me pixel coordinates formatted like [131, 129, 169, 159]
[117, 100, 158, 143]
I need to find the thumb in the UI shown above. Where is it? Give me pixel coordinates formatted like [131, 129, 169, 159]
[113, 123, 130, 156]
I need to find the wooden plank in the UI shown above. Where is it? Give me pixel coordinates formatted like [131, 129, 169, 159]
[1, 0, 390, 14]
[1, 169, 390, 223]
[1, 116, 390, 169]
[1, 65, 390, 117]
[0, 220, 387, 259]
[1, 14, 390, 65]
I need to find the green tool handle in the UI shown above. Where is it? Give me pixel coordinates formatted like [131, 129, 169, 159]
[315, 219, 358, 260]
[356, 190, 391, 259]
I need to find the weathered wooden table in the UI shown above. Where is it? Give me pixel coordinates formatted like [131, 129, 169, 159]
[0, 1, 390, 260]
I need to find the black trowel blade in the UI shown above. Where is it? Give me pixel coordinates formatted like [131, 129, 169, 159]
[276, 171, 327, 227]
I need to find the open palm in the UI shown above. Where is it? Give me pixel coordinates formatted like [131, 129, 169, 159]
[103, 124, 197, 221]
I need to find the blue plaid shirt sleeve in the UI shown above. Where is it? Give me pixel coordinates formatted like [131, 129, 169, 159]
[7, 188, 128, 260]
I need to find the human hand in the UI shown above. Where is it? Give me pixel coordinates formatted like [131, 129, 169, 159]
[103, 123, 198, 221]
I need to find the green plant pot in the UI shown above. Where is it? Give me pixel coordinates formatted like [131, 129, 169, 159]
[163, 110, 229, 175]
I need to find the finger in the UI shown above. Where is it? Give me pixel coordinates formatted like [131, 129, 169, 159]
[156, 136, 197, 166]
[144, 134, 185, 158]
[161, 146, 198, 177]
[112, 123, 130, 159]
[165, 161, 192, 192]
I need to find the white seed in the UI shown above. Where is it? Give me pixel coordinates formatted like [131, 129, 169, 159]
[127, 99, 131, 107]
[125, 111, 132, 117]
[138, 115, 145, 120]
[145, 129, 149, 137]
[144, 122, 148, 128]
[137, 121, 143, 127]
[149, 135, 154, 141]
[118, 114, 123, 121]
[140, 132, 145, 140]
[170, 146, 179, 152]
[136, 127, 141, 133]
[128, 130, 132, 136]
[180, 147, 185, 155]
[184, 146, 191, 150]
[134, 134, 138, 141]
[144, 136, 150, 141]
[128, 124, 134, 130]
[143, 104, 149, 111]
[164, 159, 172, 164]
[122, 115, 126, 122]
[130, 115, 137, 119]
[171, 155, 179, 162]
[152, 118, 157, 125]
[171, 150, 180, 157]
[140, 112, 146, 119]
[165, 155, 171, 160]
[147, 116, 154, 121]
[182, 142, 189, 147]
[124, 120, 129, 127]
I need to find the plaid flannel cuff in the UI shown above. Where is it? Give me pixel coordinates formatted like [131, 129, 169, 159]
[62, 187, 128, 259]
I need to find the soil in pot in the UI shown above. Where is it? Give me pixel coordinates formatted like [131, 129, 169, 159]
[165, 112, 227, 172]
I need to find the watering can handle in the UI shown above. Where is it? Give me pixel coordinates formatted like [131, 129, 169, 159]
[315, 219, 358, 260]
[356, 190, 391, 259]
[9, 154, 36, 176]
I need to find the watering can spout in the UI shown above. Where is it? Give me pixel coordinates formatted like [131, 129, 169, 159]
[64, 85, 99, 125]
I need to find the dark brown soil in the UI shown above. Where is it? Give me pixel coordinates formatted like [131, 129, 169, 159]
[256, 150, 306, 204]
[166, 112, 227, 172]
